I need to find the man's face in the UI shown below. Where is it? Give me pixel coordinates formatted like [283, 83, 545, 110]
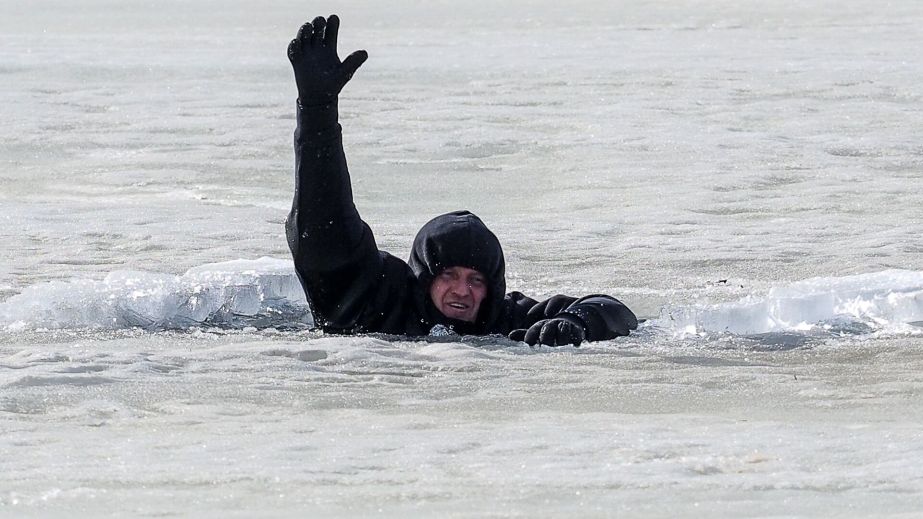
[429, 266, 488, 322]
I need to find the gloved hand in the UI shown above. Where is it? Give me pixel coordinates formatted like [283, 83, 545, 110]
[288, 15, 368, 104]
[508, 315, 587, 347]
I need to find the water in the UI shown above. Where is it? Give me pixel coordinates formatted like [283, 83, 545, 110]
[2, 0, 923, 516]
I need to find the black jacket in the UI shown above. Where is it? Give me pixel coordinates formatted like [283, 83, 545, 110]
[286, 101, 638, 340]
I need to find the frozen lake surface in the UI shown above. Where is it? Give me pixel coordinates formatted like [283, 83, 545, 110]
[2, 0, 923, 516]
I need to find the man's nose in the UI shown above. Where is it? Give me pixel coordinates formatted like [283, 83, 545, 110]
[449, 280, 471, 296]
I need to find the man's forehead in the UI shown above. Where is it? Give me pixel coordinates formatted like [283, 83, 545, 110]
[441, 266, 486, 276]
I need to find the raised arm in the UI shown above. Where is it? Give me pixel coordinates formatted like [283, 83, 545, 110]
[285, 16, 379, 329]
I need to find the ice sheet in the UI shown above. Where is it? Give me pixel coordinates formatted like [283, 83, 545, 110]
[2, 0, 923, 516]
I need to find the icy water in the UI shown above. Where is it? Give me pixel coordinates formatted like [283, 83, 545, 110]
[2, 0, 923, 517]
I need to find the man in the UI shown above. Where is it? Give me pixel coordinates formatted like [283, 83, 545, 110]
[285, 15, 638, 346]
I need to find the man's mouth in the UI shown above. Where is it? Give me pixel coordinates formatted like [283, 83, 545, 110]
[447, 302, 469, 310]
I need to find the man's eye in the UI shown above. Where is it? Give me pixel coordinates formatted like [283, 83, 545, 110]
[470, 277, 486, 286]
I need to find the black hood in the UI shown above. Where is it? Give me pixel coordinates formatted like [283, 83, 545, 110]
[408, 211, 506, 333]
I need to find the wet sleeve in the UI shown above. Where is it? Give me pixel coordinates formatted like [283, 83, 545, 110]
[285, 100, 383, 330]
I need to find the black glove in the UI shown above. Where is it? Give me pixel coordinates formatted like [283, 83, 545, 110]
[525, 294, 576, 320]
[508, 315, 587, 347]
[287, 15, 368, 104]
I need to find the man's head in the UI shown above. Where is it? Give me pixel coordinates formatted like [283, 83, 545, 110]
[408, 211, 506, 328]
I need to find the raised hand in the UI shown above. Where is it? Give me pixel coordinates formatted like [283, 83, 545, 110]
[288, 15, 368, 104]
[508, 315, 587, 347]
